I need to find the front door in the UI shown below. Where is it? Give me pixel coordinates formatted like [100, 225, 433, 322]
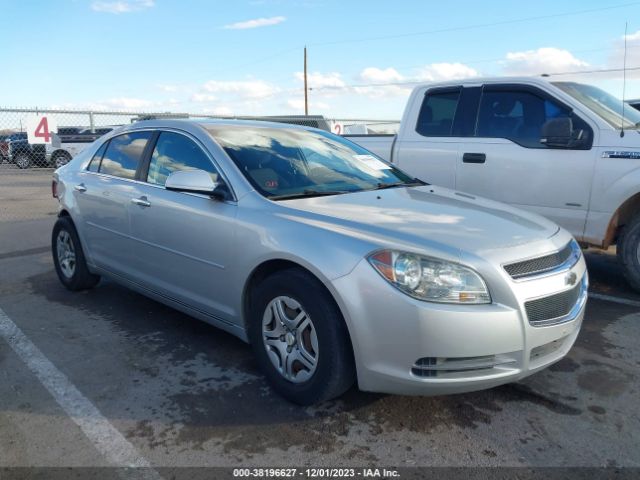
[456, 85, 597, 239]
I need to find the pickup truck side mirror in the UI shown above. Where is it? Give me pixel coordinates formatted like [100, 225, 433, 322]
[540, 117, 574, 148]
[165, 169, 230, 201]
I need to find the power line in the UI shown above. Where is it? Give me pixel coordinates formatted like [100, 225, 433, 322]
[308, 66, 640, 92]
[308, 2, 640, 47]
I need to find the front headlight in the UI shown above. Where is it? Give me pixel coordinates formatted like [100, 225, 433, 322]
[368, 250, 491, 304]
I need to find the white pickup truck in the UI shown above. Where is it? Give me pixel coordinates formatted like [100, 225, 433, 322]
[347, 77, 640, 290]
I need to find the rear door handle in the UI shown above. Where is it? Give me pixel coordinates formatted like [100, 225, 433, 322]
[130, 196, 151, 208]
[462, 153, 486, 164]
[74, 183, 86, 192]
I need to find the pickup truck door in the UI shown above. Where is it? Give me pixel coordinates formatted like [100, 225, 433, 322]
[456, 84, 596, 239]
[393, 86, 470, 188]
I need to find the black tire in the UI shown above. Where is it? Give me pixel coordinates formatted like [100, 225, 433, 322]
[52, 216, 100, 291]
[618, 214, 640, 292]
[247, 268, 355, 405]
[53, 152, 72, 168]
[15, 153, 31, 169]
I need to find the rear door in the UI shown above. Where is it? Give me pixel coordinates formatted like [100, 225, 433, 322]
[74, 131, 154, 277]
[456, 84, 596, 238]
[394, 86, 480, 187]
[127, 130, 238, 320]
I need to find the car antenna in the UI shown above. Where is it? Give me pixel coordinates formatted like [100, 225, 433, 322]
[621, 21, 628, 138]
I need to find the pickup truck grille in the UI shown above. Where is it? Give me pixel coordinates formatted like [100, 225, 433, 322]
[525, 278, 584, 327]
[504, 242, 574, 279]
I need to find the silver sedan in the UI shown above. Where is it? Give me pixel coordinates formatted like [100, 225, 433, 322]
[52, 119, 587, 405]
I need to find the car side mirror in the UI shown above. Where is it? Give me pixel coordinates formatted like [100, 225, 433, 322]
[540, 117, 573, 148]
[165, 169, 230, 200]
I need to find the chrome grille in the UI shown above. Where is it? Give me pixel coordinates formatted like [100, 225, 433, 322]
[525, 280, 583, 327]
[504, 242, 574, 279]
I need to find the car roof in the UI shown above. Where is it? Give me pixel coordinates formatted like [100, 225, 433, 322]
[118, 118, 318, 134]
[411, 75, 563, 90]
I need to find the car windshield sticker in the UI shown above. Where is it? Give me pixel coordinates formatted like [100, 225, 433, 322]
[354, 154, 391, 170]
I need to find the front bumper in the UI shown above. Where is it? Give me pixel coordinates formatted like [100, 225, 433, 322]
[331, 236, 587, 396]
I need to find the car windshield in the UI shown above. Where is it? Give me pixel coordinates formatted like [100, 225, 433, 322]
[206, 125, 420, 199]
[553, 81, 640, 129]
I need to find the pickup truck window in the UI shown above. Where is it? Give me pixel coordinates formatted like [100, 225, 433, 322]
[416, 89, 460, 137]
[476, 89, 588, 149]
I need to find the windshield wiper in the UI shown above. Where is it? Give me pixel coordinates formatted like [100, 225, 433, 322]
[269, 189, 351, 201]
[373, 178, 428, 190]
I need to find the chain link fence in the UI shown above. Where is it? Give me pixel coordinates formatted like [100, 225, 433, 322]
[0, 107, 398, 223]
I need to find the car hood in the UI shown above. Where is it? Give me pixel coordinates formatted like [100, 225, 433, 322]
[278, 185, 559, 255]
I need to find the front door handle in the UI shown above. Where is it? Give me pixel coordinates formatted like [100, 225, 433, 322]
[462, 153, 486, 164]
[130, 196, 151, 208]
[74, 183, 86, 192]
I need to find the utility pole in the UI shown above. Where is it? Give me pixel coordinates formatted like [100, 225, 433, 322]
[304, 46, 309, 116]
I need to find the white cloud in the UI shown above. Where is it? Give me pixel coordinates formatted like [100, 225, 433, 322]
[416, 62, 480, 81]
[102, 97, 156, 109]
[191, 93, 218, 102]
[201, 79, 276, 99]
[91, 0, 154, 14]
[156, 83, 179, 92]
[502, 47, 589, 75]
[358, 67, 404, 83]
[223, 16, 286, 30]
[294, 71, 345, 89]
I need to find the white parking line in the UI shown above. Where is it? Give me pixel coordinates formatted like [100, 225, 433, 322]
[0, 307, 161, 478]
[589, 292, 640, 308]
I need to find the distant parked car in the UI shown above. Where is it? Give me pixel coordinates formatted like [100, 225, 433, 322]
[4, 132, 47, 169]
[52, 119, 586, 405]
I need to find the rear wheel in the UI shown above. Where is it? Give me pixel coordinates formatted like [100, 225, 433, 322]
[248, 268, 355, 405]
[618, 214, 640, 292]
[52, 216, 100, 291]
[15, 153, 31, 169]
[53, 152, 72, 168]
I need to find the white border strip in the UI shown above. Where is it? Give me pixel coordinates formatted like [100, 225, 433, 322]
[0, 306, 160, 477]
[589, 292, 640, 308]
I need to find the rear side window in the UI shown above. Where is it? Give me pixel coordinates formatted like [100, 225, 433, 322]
[146, 132, 218, 186]
[99, 132, 152, 179]
[416, 90, 460, 137]
[87, 142, 108, 172]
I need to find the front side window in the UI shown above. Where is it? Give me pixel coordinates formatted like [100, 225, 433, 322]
[416, 90, 460, 137]
[99, 131, 152, 179]
[206, 126, 417, 199]
[476, 90, 587, 148]
[147, 132, 218, 186]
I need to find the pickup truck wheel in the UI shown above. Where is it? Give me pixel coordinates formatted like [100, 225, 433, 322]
[248, 268, 355, 405]
[52, 216, 100, 291]
[53, 152, 72, 168]
[15, 153, 31, 169]
[618, 214, 640, 292]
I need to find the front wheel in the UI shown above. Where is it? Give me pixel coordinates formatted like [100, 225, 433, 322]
[52, 216, 100, 291]
[248, 268, 355, 405]
[618, 214, 640, 292]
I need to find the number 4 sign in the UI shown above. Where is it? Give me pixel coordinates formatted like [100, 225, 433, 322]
[26, 116, 58, 144]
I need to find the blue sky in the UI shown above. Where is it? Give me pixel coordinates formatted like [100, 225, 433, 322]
[2, 0, 640, 118]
